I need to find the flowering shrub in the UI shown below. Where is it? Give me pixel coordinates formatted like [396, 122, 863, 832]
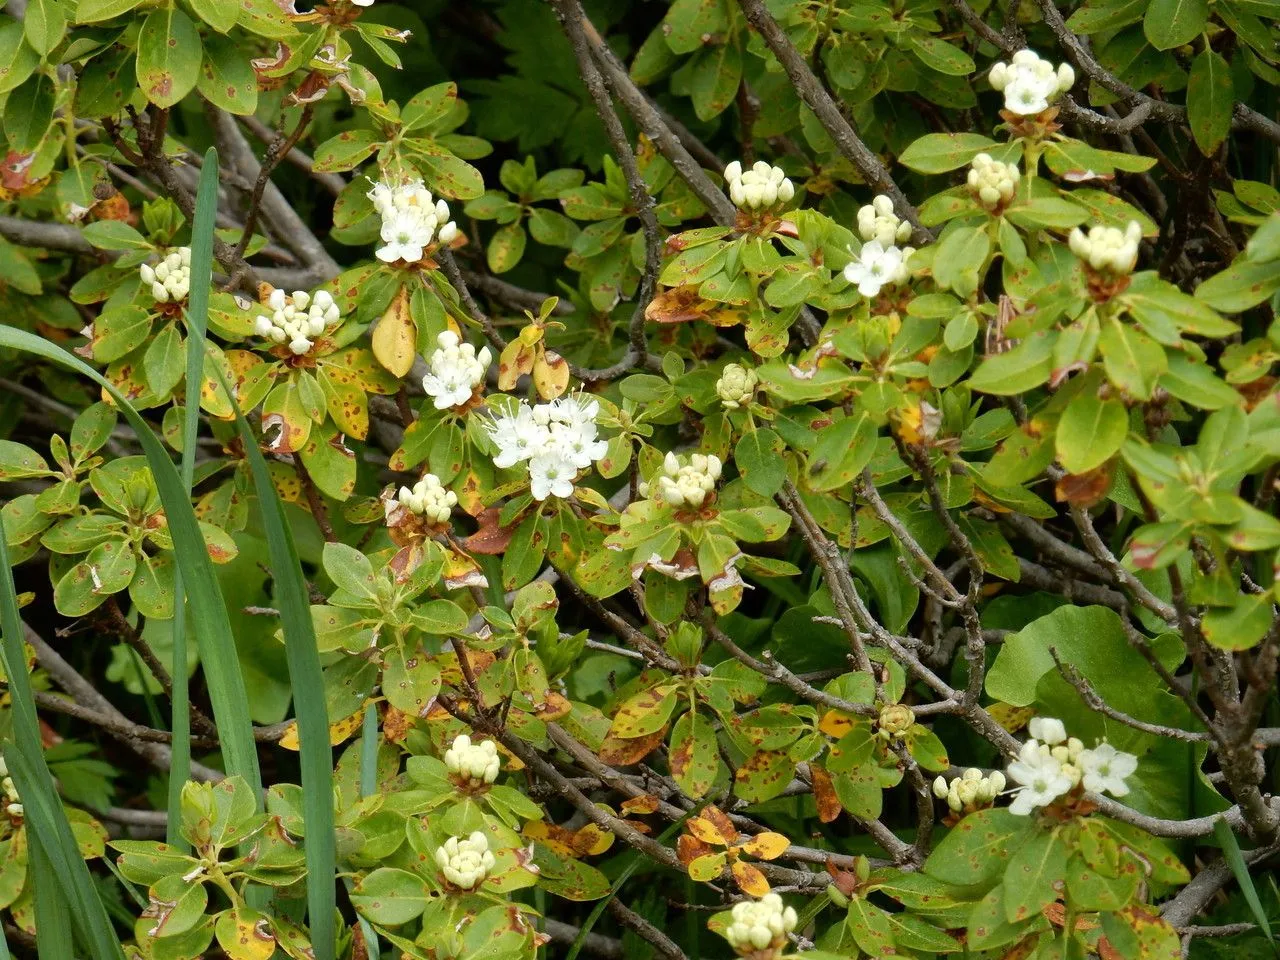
[0, 0, 1278, 959]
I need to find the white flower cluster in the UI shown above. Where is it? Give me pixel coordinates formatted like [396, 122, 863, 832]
[989, 49, 1075, 116]
[368, 178, 459, 264]
[857, 195, 913, 248]
[139, 247, 191, 304]
[932, 768, 1006, 813]
[397, 473, 456, 524]
[716, 363, 758, 410]
[1068, 220, 1143, 276]
[444, 734, 500, 787]
[724, 160, 795, 212]
[422, 330, 492, 409]
[844, 241, 914, 299]
[0, 758, 20, 819]
[435, 831, 496, 890]
[253, 288, 341, 356]
[724, 893, 798, 956]
[640, 452, 723, 509]
[489, 394, 608, 501]
[1007, 716, 1137, 815]
[967, 153, 1020, 212]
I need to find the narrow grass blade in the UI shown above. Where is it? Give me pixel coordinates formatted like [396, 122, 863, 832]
[1214, 818, 1275, 946]
[215, 366, 335, 960]
[31, 834, 74, 960]
[0, 521, 123, 960]
[0, 326, 262, 802]
[165, 146, 220, 846]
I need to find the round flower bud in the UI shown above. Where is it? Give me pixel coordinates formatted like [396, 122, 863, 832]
[435, 831, 496, 890]
[966, 153, 1020, 212]
[724, 160, 796, 213]
[877, 703, 916, 738]
[1067, 221, 1143, 276]
[716, 363, 759, 409]
[443, 734, 501, 787]
[723, 893, 798, 957]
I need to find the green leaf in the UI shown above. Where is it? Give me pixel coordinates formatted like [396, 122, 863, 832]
[1002, 830, 1068, 922]
[350, 868, 431, 925]
[4, 73, 56, 153]
[1055, 391, 1128, 474]
[0, 20, 40, 94]
[197, 34, 259, 115]
[1213, 820, 1274, 942]
[807, 411, 876, 492]
[312, 129, 382, 173]
[1187, 50, 1234, 155]
[923, 808, 1036, 887]
[1144, 0, 1208, 49]
[968, 330, 1055, 395]
[487, 222, 527, 274]
[1195, 256, 1280, 312]
[1100, 317, 1166, 400]
[909, 34, 975, 75]
[669, 711, 720, 799]
[735, 427, 786, 496]
[899, 133, 997, 173]
[25, 0, 68, 56]
[136, 6, 202, 108]
[74, 0, 143, 22]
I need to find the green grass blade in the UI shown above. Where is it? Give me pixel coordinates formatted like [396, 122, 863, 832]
[0, 325, 262, 803]
[30, 833, 75, 960]
[214, 367, 335, 960]
[0, 521, 123, 960]
[1214, 818, 1275, 946]
[165, 146, 220, 846]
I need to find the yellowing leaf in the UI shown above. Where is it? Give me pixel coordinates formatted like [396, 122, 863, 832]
[371, 286, 416, 378]
[740, 832, 790, 861]
[731, 860, 770, 896]
[688, 852, 726, 882]
[819, 710, 855, 738]
[277, 707, 364, 751]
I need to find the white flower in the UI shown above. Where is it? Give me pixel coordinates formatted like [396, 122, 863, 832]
[369, 179, 459, 264]
[967, 153, 1020, 212]
[1079, 742, 1137, 798]
[1028, 716, 1067, 746]
[139, 247, 192, 304]
[350, 0, 375, 6]
[988, 49, 1075, 116]
[724, 159, 795, 212]
[435, 831, 496, 890]
[723, 893, 798, 955]
[253, 288, 341, 356]
[488, 394, 608, 500]
[856, 195, 912, 247]
[421, 330, 491, 409]
[932, 768, 1007, 812]
[443, 734, 500, 786]
[2, 765, 20, 818]
[1068, 220, 1143, 276]
[640, 452, 723, 509]
[1007, 740, 1076, 815]
[843, 241, 913, 298]
[397, 473, 457, 524]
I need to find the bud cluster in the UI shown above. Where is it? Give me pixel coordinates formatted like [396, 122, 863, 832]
[989, 49, 1075, 116]
[640, 452, 723, 509]
[396, 473, 457, 524]
[876, 703, 916, 739]
[368, 178, 459, 264]
[932, 768, 1006, 813]
[435, 831, 496, 890]
[723, 893, 798, 957]
[1068, 220, 1143, 276]
[443, 734, 500, 787]
[0, 758, 20, 819]
[715, 363, 758, 410]
[966, 153, 1020, 212]
[856, 195, 913, 247]
[724, 160, 795, 212]
[253, 288, 341, 356]
[139, 247, 191, 304]
[421, 330, 492, 409]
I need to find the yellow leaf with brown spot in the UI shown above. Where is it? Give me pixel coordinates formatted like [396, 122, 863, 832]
[498, 339, 536, 391]
[371, 286, 416, 377]
[818, 710, 854, 738]
[597, 727, 666, 766]
[731, 860, 770, 896]
[687, 811, 733, 847]
[811, 764, 842, 823]
[215, 905, 276, 960]
[277, 707, 364, 751]
[688, 852, 726, 882]
[740, 832, 789, 861]
[532, 349, 570, 399]
[572, 821, 614, 857]
[524, 820, 578, 858]
[621, 795, 660, 815]
[987, 702, 1036, 733]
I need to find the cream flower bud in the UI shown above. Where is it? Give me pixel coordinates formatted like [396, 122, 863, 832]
[715, 363, 758, 409]
[1068, 220, 1144, 276]
[435, 831, 496, 890]
[253, 287, 343, 356]
[724, 159, 795, 212]
[933, 775, 948, 799]
[443, 734, 501, 786]
[878, 704, 915, 737]
[1029, 716, 1067, 745]
[967, 153, 1020, 212]
[140, 247, 192, 304]
[857, 194, 912, 246]
[646, 451, 722, 508]
[723, 893, 798, 957]
[397, 473, 457, 524]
